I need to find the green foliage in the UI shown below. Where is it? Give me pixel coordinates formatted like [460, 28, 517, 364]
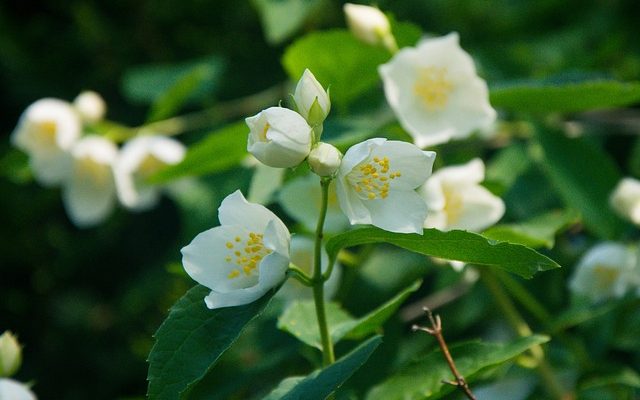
[252, 0, 323, 45]
[326, 228, 561, 279]
[491, 79, 640, 114]
[147, 285, 276, 400]
[532, 126, 626, 239]
[278, 280, 421, 349]
[282, 30, 389, 111]
[366, 335, 550, 400]
[263, 335, 382, 400]
[483, 209, 579, 248]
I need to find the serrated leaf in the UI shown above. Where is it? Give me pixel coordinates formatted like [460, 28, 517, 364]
[278, 280, 420, 349]
[146, 285, 275, 400]
[264, 335, 382, 400]
[533, 126, 626, 239]
[282, 30, 389, 111]
[149, 121, 248, 183]
[366, 335, 549, 400]
[326, 228, 560, 279]
[483, 209, 579, 249]
[491, 79, 640, 114]
[253, 0, 322, 45]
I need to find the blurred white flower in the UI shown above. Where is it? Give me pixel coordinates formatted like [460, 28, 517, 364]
[73, 91, 106, 123]
[277, 236, 341, 302]
[293, 69, 331, 126]
[379, 33, 496, 148]
[0, 379, 36, 400]
[420, 158, 504, 232]
[569, 242, 638, 303]
[336, 138, 436, 234]
[610, 177, 640, 225]
[115, 135, 186, 211]
[246, 107, 312, 168]
[247, 160, 286, 205]
[62, 136, 118, 228]
[343, 3, 394, 50]
[279, 174, 350, 233]
[0, 331, 21, 378]
[11, 98, 81, 186]
[308, 142, 342, 177]
[181, 191, 291, 309]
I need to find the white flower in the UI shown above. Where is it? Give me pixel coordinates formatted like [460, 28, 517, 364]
[420, 158, 504, 232]
[610, 177, 640, 225]
[336, 138, 436, 234]
[0, 332, 21, 378]
[308, 142, 342, 177]
[293, 69, 331, 126]
[379, 32, 496, 148]
[343, 3, 392, 47]
[246, 107, 312, 168]
[279, 174, 350, 233]
[0, 379, 36, 400]
[276, 236, 341, 302]
[181, 191, 291, 309]
[11, 98, 81, 186]
[115, 135, 186, 211]
[73, 91, 106, 123]
[61, 136, 118, 228]
[569, 242, 638, 304]
[246, 159, 286, 205]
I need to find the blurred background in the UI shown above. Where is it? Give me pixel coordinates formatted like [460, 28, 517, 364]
[1, 0, 640, 398]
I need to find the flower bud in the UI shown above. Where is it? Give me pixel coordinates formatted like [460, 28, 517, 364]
[0, 332, 22, 377]
[246, 107, 312, 168]
[73, 91, 107, 123]
[610, 177, 640, 225]
[308, 142, 342, 177]
[343, 3, 392, 47]
[293, 69, 330, 126]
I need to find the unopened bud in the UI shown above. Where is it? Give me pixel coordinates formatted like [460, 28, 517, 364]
[0, 331, 22, 377]
[293, 69, 330, 126]
[73, 91, 107, 123]
[344, 3, 393, 47]
[308, 142, 342, 177]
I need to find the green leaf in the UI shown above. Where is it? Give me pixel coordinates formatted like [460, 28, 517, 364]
[147, 65, 216, 122]
[326, 228, 560, 279]
[366, 335, 549, 400]
[121, 54, 224, 104]
[282, 30, 389, 111]
[491, 79, 640, 114]
[252, 0, 323, 45]
[146, 285, 275, 400]
[532, 126, 625, 238]
[149, 122, 248, 183]
[579, 368, 640, 391]
[483, 209, 579, 249]
[264, 335, 382, 400]
[485, 143, 531, 194]
[278, 281, 421, 349]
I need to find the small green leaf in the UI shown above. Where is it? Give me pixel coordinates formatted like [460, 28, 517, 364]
[579, 368, 640, 391]
[491, 79, 640, 114]
[282, 30, 389, 111]
[264, 335, 382, 400]
[278, 281, 421, 349]
[483, 209, 579, 249]
[533, 126, 626, 239]
[146, 285, 276, 400]
[252, 0, 323, 45]
[366, 335, 549, 400]
[149, 122, 248, 183]
[326, 228, 561, 279]
[485, 143, 531, 194]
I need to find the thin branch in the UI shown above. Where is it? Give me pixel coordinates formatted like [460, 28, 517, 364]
[412, 308, 477, 400]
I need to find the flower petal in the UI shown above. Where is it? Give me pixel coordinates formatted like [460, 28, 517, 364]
[365, 190, 427, 233]
[218, 190, 289, 236]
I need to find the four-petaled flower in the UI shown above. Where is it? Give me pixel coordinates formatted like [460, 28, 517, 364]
[379, 32, 496, 148]
[181, 190, 291, 309]
[336, 138, 436, 234]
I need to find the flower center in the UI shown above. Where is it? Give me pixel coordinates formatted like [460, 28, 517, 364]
[593, 265, 620, 291]
[136, 154, 166, 180]
[224, 232, 272, 280]
[75, 157, 111, 186]
[413, 67, 453, 111]
[348, 156, 401, 200]
[442, 186, 464, 224]
[36, 121, 58, 146]
[259, 122, 271, 142]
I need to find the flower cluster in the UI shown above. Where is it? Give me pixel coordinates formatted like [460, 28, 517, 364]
[11, 93, 185, 227]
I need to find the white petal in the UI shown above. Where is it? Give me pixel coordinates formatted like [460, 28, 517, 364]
[0, 379, 37, 400]
[369, 141, 436, 189]
[365, 190, 427, 233]
[431, 158, 485, 184]
[445, 184, 505, 232]
[610, 177, 640, 225]
[247, 163, 286, 205]
[218, 190, 289, 236]
[339, 138, 385, 176]
[336, 173, 372, 225]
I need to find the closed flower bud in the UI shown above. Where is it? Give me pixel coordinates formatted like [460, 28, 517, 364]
[246, 107, 312, 168]
[293, 69, 330, 126]
[610, 177, 640, 225]
[308, 142, 342, 177]
[73, 91, 107, 123]
[0, 331, 22, 378]
[343, 3, 392, 47]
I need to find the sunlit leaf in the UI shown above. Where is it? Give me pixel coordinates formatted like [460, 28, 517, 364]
[253, 0, 323, 45]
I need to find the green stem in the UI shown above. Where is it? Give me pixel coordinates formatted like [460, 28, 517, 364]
[480, 269, 571, 400]
[287, 263, 313, 287]
[313, 177, 335, 366]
